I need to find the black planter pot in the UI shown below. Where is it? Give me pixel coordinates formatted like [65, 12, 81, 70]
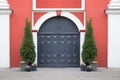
[86, 65, 92, 72]
[80, 64, 86, 71]
[31, 65, 37, 71]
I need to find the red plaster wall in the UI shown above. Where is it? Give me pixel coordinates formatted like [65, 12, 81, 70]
[36, 0, 81, 8]
[8, 0, 109, 67]
[8, 0, 32, 67]
[34, 13, 46, 25]
[72, 12, 84, 26]
[86, 0, 109, 67]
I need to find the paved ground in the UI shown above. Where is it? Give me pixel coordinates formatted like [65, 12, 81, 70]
[0, 68, 120, 80]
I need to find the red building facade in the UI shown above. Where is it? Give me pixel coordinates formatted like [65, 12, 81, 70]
[1, 0, 120, 68]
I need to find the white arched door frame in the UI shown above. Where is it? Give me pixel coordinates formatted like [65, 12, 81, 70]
[32, 12, 85, 65]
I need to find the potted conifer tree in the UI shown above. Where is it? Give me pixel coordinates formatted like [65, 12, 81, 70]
[81, 19, 98, 71]
[20, 18, 36, 71]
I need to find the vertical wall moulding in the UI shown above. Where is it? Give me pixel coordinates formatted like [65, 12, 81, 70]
[32, 32, 38, 64]
[106, 0, 120, 67]
[0, 0, 12, 68]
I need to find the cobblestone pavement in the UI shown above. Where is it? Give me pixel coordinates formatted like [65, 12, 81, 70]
[0, 68, 120, 80]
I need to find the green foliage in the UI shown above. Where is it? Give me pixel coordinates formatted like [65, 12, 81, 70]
[20, 18, 36, 65]
[82, 19, 97, 65]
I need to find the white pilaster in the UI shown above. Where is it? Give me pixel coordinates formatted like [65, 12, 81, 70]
[106, 0, 120, 67]
[0, 0, 12, 68]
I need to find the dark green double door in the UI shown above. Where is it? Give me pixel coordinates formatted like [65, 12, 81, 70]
[37, 16, 80, 67]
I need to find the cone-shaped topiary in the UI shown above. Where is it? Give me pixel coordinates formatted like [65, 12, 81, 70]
[20, 18, 36, 65]
[82, 19, 97, 65]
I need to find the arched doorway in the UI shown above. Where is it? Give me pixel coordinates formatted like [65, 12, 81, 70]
[37, 16, 80, 67]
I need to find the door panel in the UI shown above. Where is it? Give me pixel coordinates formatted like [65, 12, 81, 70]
[38, 34, 80, 67]
[37, 16, 80, 67]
